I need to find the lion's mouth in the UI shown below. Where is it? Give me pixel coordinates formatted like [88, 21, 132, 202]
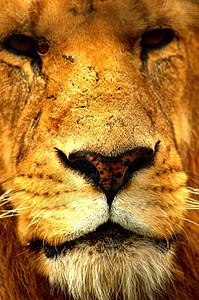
[29, 221, 172, 259]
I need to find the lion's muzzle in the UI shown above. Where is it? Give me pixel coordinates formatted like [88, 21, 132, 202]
[56, 144, 158, 205]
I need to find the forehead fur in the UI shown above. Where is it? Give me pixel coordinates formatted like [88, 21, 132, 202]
[0, 0, 198, 42]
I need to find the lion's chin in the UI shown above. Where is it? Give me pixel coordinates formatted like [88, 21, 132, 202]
[29, 221, 174, 300]
[45, 221, 171, 258]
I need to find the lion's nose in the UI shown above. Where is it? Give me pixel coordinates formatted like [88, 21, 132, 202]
[56, 147, 155, 205]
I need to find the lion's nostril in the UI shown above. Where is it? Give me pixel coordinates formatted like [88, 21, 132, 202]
[56, 146, 156, 205]
[55, 149, 100, 185]
[69, 159, 100, 184]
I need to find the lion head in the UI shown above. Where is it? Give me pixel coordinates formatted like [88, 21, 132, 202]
[0, 0, 199, 299]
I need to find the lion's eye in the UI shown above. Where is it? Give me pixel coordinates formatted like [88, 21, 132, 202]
[142, 29, 174, 49]
[37, 41, 50, 55]
[3, 34, 35, 55]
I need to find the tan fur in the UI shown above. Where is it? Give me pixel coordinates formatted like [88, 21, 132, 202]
[0, 0, 199, 299]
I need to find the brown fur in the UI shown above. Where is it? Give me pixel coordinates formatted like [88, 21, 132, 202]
[0, 0, 199, 299]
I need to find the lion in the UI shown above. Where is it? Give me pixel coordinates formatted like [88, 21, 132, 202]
[0, 0, 198, 299]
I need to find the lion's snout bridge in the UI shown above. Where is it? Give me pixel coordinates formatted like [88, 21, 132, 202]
[56, 147, 155, 204]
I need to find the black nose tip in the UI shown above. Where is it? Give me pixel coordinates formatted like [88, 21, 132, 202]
[56, 146, 156, 205]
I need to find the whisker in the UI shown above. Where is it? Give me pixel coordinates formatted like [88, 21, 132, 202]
[0, 199, 10, 207]
[0, 210, 16, 218]
[0, 189, 14, 202]
[184, 191, 199, 209]
[26, 210, 45, 229]
[187, 187, 199, 194]
[187, 198, 199, 203]
[185, 203, 199, 209]
[177, 216, 199, 227]
[187, 173, 199, 180]
[0, 189, 32, 219]
[16, 249, 32, 257]
[152, 213, 177, 239]
[185, 205, 199, 209]
[0, 189, 26, 199]
[173, 223, 190, 243]
[0, 175, 20, 185]
[33, 208, 57, 234]
[0, 205, 32, 218]
[0, 190, 27, 213]
[0, 189, 13, 197]
[185, 207, 199, 210]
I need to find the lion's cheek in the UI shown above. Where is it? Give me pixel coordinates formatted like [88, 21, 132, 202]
[111, 168, 188, 239]
[15, 192, 109, 246]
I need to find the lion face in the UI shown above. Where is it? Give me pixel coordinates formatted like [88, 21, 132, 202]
[0, 0, 199, 299]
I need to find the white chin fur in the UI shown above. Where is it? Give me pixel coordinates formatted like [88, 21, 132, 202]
[45, 241, 174, 300]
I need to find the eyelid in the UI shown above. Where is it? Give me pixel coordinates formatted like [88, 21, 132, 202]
[141, 28, 175, 50]
[3, 34, 36, 56]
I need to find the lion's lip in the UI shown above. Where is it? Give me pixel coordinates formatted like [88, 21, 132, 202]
[29, 221, 172, 259]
